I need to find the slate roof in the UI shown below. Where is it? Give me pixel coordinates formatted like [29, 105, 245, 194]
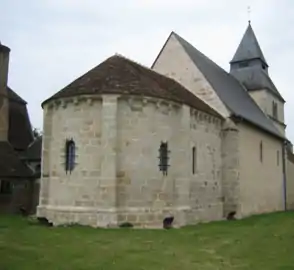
[230, 67, 285, 102]
[172, 32, 284, 139]
[288, 150, 294, 164]
[0, 141, 33, 178]
[7, 88, 34, 151]
[7, 87, 27, 104]
[0, 42, 10, 53]
[25, 136, 42, 161]
[230, 23, 268, 66]
[42, 55, 221, 117]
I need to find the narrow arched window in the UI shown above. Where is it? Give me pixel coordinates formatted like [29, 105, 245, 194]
[277, 150, 280, 166]
[65, 139, 76, 173]
[192, 146, 196, 174]
[260, 141, 263, 163]
[158, 142, 170, 176]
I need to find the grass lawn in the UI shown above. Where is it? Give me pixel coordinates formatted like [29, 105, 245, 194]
[1, 212, 294, 270]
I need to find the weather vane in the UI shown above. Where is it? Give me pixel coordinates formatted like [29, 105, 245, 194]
[247, 6, 251, 24]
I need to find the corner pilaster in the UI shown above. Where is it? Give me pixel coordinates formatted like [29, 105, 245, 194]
[174, 105, 191, 226]
[37, 105, 53, 216]
[221, 119, 240, 218]
[99, 95, 119, 225]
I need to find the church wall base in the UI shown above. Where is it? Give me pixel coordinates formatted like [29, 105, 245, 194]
[37, 204, 224, 228]
[37, 205, 119, 228]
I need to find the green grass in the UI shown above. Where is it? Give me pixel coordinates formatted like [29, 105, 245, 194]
[1, 212, 294, 270]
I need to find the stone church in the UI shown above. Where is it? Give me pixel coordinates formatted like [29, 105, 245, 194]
[2, 23, 293, 227]
[34, 22, 294, 228]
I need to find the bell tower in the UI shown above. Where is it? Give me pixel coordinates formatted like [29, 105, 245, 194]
[0, 42, 10, 141]
[230, 23, 286, 136]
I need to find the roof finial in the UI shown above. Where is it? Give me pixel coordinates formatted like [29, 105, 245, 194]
[247, 5, 251, 24]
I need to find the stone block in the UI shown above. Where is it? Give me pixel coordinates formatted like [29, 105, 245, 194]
[38, 87, 226, 228]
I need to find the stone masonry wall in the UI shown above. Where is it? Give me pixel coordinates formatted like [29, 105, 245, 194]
[37, 96, 106, 226]
[37, 105, 53, 212]
[286, 156, 294, 210]
[221, 119, 240, 218]
[249, 90, 285, 136]
[116, 97, 223, 227]
[38, 94, 224, 228]
[116, 97, 182, 227]
[238, 122, 284, 216]
[152, 33, 230, 118]
[186, 108, 223, 224]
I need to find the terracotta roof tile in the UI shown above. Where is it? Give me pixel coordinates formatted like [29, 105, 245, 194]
[42, 55, 222, 118]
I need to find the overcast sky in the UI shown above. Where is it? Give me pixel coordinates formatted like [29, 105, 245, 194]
[1, 0, 294, 142]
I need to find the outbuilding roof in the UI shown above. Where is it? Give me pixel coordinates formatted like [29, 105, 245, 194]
[25, 136, 42, 161]
[0, 141, 33, 178]
[7, 87, 34, 151]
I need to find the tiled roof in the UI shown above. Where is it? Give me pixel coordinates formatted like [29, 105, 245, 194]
[25, 136, 42, 161]
[7, 87, 27, 104]
[0, 141, 33, 178]
[172, 32, 283, 140]
[7, 88, 34, 151]
[231, 67, 285, 102]
[42, 55, 222, 117]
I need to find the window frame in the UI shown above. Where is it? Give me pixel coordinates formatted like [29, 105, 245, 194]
[277, 150, 280, 166]
[158, 141, 170, 176]
[65, 138, 76, 174]
[260, 141, 263, 163]
[192, 146, 196, 174]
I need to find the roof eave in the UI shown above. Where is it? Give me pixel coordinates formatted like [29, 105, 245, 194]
[229, 57, 269, 67]
[41, 99, 51, 108]
[247, 87, 285, 103]
[231, 114, 285, 141]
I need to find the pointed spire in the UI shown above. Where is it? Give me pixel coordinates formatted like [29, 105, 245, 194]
[230, 23, 268, 66]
